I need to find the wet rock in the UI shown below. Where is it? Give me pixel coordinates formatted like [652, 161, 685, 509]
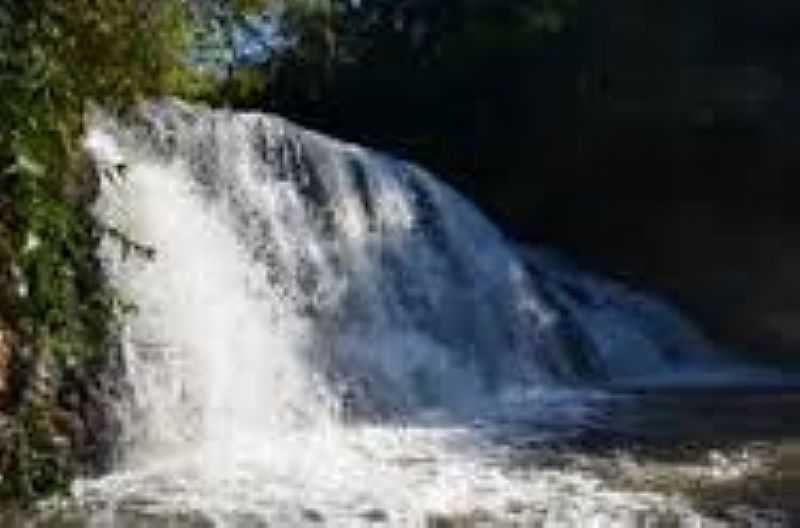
[426, 509, 497, 528]
[360, 508, 388, 523]
[301, 508, 324, 523]
[49, 408, 83, 449]
[506, 499, 526, 514]
[426, 514, 474, 528]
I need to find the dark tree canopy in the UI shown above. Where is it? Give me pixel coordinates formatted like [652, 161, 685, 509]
[258, 0, 580, 203]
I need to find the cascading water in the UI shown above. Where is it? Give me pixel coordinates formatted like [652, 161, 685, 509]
[75, 100, 728, 526]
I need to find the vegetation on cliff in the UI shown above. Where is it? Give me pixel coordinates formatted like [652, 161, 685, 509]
[0, 0, 271, 501]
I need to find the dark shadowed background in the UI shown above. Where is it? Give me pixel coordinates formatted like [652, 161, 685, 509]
[258, 0, 800, 364]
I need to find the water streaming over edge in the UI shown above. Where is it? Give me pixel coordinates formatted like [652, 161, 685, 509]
[70, 100, 747, 526]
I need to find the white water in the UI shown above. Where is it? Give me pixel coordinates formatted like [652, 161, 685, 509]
[77, 101, 720, 526]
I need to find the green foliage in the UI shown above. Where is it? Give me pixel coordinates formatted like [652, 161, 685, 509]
[278, 0, 580, 67]
[0, 0, 204, 365]
[0, 0, 270, 502]
[0, 402, 72, 500]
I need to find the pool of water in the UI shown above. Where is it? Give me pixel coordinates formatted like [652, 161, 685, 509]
[4, 388, 799, 527]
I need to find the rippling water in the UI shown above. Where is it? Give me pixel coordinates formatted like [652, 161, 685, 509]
[7, 390, 800, 527]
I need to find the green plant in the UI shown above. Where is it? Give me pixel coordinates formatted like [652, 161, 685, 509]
[0, 0, 271, 502]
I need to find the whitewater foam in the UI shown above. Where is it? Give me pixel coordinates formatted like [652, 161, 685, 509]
[78, 101, 718, 526]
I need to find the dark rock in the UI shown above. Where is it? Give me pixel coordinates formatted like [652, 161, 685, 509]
[360, 508, 389, 523]
[301, 508, 324, 523]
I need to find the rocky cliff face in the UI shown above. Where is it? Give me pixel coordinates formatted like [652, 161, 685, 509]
[0, 257, 118, 499]
[0, 321, 118, 500]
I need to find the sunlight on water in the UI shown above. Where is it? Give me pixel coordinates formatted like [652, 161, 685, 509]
[78, 101, 720, 526]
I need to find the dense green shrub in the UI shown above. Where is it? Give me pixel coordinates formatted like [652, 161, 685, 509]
[0, 0, 269, 501]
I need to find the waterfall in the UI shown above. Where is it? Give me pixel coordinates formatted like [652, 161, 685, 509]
[77, 100, 721, 526]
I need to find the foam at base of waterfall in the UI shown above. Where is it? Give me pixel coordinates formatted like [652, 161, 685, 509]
[75, 418, 716, 527]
